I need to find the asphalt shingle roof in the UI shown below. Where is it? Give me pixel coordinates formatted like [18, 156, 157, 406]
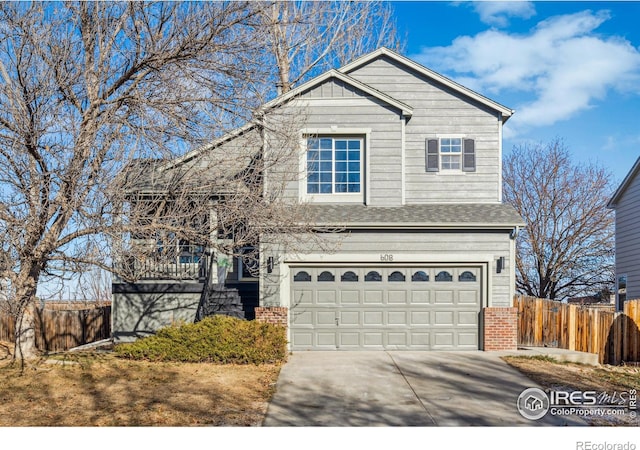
[304, 203, 525, 229]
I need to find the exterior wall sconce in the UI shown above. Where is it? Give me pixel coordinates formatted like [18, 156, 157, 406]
[267, 256, 274, 274]
[497, 257, 505, 274]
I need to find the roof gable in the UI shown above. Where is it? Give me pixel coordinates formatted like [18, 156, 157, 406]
[160, 46, 515, 172]
[161, 68, 414, 171]
[340, 47, 514, 123]
[608, 156, 640, 208]
[263, 69, 413, 117]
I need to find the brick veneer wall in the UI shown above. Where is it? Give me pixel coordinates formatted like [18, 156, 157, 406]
[255, 306, 288, 326]
[483, 307, 517, 351]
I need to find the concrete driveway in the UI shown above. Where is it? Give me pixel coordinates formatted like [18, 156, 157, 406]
[262, 351, 587, 426]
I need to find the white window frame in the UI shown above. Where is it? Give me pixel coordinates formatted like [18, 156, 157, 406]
[426, 135, 476, 174]
[440, 137, 463, 171]
[299, 128, 370, 204]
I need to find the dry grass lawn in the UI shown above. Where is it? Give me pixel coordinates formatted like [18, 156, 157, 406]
[0, 341, 282, 426]
[7, 338, 637, 428]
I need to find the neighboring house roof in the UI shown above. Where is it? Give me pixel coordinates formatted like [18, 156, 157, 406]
[340, 47, 514, 123]
[304, 204, 525, 229]
[608, 156, 640, 208]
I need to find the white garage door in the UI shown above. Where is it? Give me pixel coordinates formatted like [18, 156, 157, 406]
[290, 266, 482, 350]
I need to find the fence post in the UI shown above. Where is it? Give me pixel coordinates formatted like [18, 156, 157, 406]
[534, 298, 542, 345]
[568, 305, 576, 351]
[624, 300, 640, 363]
[593, 308, 599, 356]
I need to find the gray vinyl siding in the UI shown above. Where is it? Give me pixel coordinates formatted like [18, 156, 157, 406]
[261, 229, 513, 308]
[300, 78, 362, 99]
[345, 55, 502, 203]
[614, 171, 640, 301]
[112, 288, 202, 342]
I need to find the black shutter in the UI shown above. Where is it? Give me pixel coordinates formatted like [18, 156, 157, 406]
[426, 139, 439, 172]
[462, 139, 475, 172]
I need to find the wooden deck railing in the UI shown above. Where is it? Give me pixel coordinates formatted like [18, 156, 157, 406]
[118, 253, 210, 281]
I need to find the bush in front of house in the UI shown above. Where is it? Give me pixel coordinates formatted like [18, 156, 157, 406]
[114, 315, 287, 364]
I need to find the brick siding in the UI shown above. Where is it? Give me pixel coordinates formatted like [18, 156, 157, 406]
[255, 306, 288, 326]
[483, 307, 517, 351]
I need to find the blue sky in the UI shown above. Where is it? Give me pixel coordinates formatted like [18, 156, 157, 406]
[392, 1, 640, 184]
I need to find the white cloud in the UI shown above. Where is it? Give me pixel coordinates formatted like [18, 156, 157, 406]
[603, 134, 640, 153]
[472, 1, 536, 27]
[412, 10, 640, 133]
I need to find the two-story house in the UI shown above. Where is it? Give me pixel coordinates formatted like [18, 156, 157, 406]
[112, 47, 525, 351]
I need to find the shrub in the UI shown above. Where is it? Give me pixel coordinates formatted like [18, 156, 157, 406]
[114, 315, 287, 364]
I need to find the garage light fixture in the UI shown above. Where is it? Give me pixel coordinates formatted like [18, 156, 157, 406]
[497, 257, 505, 274]
[267, 257, 274, 273]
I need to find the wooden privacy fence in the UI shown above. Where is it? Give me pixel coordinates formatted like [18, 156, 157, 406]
[516, 296, 640, 365]
[0, 304, 111, 353]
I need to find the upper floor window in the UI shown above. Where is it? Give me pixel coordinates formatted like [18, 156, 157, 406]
[306, 137, 362, 195]
[426, 137, 475, 172]
[440, 138, 462, 170]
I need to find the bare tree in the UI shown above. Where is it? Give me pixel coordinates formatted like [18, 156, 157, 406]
[77, 267, 112, 305]
[0, 1, 402, 363]
[503, 138, 615, 300]
[0, 1, 275, 363]
[259, 1, 403, 94]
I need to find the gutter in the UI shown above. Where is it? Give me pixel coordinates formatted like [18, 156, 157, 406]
[307, 222, 526, 231]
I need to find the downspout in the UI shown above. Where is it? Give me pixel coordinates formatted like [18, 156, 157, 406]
[498, 113, 503, 202]
[401, 114, 406, 205]
[509, 226, 520, 306]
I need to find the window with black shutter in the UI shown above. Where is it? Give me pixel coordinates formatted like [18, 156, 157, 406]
[462, 139, 476, 172]
[426, 139, 439, 172]
[426, 137, 476, 172]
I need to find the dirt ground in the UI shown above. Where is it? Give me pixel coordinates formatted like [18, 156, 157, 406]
[0, 342, 281, 426]
[503, 356, 640, 426]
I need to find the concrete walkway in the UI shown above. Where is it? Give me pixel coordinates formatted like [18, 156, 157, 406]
[262, 351, 588, 426]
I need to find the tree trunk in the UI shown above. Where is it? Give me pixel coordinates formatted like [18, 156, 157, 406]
[13, 295, 39, 365]
[15, 301, 38, 362]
